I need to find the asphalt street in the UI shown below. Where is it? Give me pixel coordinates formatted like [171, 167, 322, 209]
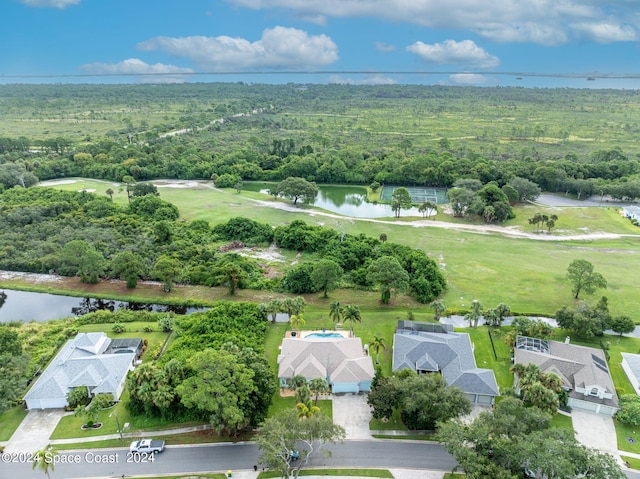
[3, 440, 640, 479]
[1, 440, 456, 479]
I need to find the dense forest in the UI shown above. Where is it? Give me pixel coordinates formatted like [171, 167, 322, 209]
[0, 187, 446, 303]
[2, 84, 640, 203]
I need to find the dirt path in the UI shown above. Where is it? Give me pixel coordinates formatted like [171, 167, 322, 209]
[40, 178, 640, 243]
[248, 197, 639, 242]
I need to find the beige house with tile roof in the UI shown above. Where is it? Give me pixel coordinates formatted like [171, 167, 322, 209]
[278, 334, 374, 393]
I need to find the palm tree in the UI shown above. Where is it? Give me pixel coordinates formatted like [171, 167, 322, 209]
[308, 377, 330, 404]
[296, 399, 320, 419]
[464, 299, 483, 328]
[292, 296, 307, 316]
[343, 304, 362, 335]
[369, 335, 386, 364]
[289, 314, 305, 333]
[281, 297, 296, 319]
[329, 301, 344, 326]
[495, 303, 511, 326]
[429, 300, 446, 321]
[105, 188, 114, 201]
[266, 298, 282, 323]
[33, 447, 57, 479]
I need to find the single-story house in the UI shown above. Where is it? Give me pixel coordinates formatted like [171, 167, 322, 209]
[622, 206, 640, 223]
[514, 336, 619, 416]
[24, 332, 141, 410]
[621, 353, 640, 395]
[392, 321, 500, 405]
[278, 332, 375, 394]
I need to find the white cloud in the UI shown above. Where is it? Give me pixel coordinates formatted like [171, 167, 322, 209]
[79, 59, 194, 83]
[224, 0, 639, 46]
[137, 27, 338, 71]
[375, 42, 396, 52]
[328, 74, 397, 85]
[448, 73, 495, 85]
[20, 0, 79, 7]
[407, 40, 500, 68]
[570, 22, 637, 43]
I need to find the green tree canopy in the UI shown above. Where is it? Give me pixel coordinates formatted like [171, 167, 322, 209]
[176, 348, 256, 435]
[256, 409, 345, 479]
[152, 255, 182, 292]
[390, 187, 413, 218]
[366, 255, 409, 304]
[111, 251, 147, 288]
[277, 176, 319, 205]
[439, 397, 624, 479]
[310, 259, 343, 298]
[59, 239, 106, 284]
[566, 259, 607, 299]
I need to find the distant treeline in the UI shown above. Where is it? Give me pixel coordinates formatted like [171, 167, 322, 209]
[2, 134, 640, 200]
[3, 83, 640, 200]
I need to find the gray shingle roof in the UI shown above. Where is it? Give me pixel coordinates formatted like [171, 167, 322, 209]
[24, 333, 136, 407]
[392, 321, 499, 398]
[514, 336, 618, 408]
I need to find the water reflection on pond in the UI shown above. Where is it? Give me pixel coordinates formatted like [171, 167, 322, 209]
[244, 182, 426, 218]
[0, 289, 207, 323]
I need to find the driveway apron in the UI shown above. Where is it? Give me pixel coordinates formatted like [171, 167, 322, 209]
[571, 409, 618, 455]
[332, 394, 372, 439]
[4, 409, 68, 454]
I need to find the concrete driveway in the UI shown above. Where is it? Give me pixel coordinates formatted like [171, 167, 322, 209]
[571, 410, 618, 455]
[332, 393, 372, 439]
[4, 409, 68, 454]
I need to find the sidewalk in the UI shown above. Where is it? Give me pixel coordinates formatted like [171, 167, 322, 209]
[49, 424, 212, 445]
[158, 468, 446, 479]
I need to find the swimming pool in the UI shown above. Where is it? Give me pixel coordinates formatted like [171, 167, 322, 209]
[305, 333, 344, 338]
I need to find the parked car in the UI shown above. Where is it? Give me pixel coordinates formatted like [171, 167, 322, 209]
[129, 439, 165, 454]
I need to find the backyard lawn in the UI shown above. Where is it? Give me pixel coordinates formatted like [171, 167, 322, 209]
[461, 326, 513, 391]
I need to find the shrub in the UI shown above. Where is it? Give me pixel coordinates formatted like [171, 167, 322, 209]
[112, 323, 126, 333]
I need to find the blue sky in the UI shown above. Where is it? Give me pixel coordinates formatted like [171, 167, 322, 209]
[3, 0, 640, 87]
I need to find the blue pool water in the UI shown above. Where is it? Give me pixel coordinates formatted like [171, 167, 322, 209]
[305, 333, 344, 338]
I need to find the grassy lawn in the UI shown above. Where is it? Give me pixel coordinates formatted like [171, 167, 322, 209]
[371, 434, 434, 440]
[126, 475, 226, 479]
[50, 390, 207, 440]
[550, 413, 573, 431]
[460, 326, 513, 391]
[31, 178, 640, 323]
[369, 409, 408, 431]
[258, 469, 393, 478]
[615, 419, 640, 454]
[54, 429, 253, 450]
[621, 456, 640, 470]
[0, 406, 28, 441]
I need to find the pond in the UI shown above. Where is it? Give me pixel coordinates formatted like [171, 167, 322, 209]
[243, 182, 439, 218]
[0, 289, 207, 323]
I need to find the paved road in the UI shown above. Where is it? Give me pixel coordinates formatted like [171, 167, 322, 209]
[1, 440, 456, 479]
[4, 440, 640, 479]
